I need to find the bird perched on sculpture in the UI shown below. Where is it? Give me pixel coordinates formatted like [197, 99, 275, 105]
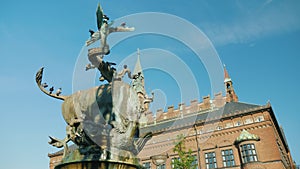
[89, 29, 95, 37]
[121, 22, 126, 27]
[42, 82, 48, 88]
[49, 86, 54, 94]
[56, 88, 62, 96]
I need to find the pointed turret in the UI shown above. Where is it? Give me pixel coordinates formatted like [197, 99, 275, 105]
[133, 48, 144, 78]
[132, 48, 145, 96]
[224, 65, 231, 83]
[224, 65, 238, 102]
[131, 48, 154, 114]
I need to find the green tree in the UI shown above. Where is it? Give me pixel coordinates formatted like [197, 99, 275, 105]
[171, 135, 197, 169]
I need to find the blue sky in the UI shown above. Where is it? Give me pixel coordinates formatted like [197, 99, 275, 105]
[0, 0, 300, 168]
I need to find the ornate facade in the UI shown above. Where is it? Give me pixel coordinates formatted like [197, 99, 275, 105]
[48, 67, 296, 169]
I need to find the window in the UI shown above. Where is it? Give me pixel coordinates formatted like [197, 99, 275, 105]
[143, 162, 151, 169]
[206, 127, 214, 133]
[172, 156, 198, 169]
[240, 144, 258, 163]
[226, 83, 231, 89]
[157, 163, 166, 169]
[255, 116, 264, 122]
[234, 121, 242, 126]
[171, 157, 180, 169]
[244, 118, 253, 124]
[205, 152, 217, 169]
[222, 149, 235, 167]
[192, 155, 199, 169]
[225, 122, 233, 128]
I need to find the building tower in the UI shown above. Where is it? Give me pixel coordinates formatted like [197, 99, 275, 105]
[132, 48, 146, 97]
[132, 48, 153, 111]
[224, 65, 238, 102]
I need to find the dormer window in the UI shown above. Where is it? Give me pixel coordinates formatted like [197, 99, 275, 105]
[235, 121, 242, 126]
[217, 126, 223, 130]
[244, 118, 253, 124]
[255, 116, 264, 122]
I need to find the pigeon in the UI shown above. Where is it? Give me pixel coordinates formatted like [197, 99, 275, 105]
[103, 15, 109, 21]
[41, 82, 48, 88]
[120, 22, 126, 27]
[89, 29, 95, 37]
[49, 86, 54, 94]
[56, 88, 62, 96]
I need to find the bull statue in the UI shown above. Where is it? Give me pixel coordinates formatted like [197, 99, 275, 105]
[35, 67, 152, 160]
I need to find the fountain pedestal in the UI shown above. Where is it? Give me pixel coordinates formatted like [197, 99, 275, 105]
[54, 148, 142, 169]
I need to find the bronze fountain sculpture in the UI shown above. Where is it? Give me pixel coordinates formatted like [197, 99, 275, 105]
[35, 3, 153, 169]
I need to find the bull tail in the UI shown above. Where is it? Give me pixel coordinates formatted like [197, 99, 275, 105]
[35, 67, 66, 101]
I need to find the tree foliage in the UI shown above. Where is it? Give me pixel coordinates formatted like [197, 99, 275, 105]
[171, 135, 197, 169]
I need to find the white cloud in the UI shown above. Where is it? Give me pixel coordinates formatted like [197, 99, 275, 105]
[263, 0, 273, 7]
[202, 1, 300, 46]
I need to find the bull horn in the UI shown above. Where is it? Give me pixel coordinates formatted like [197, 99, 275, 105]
[136, 132, 152, 152]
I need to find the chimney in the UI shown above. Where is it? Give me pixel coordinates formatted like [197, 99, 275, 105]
[145, 111, 154, 123]
[190, 99, 198, 113]
[167, 105, 174, 113]
[203, 95, 211, 109]
[156, 108, 164, 121]
[214, 92, 225, 108]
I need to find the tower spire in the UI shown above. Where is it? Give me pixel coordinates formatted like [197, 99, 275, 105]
[224, 65, 238, 102]
[132, 48, 145, 95]
[131, 48, 154, 115]
[224, 64, 231, 83]
[133, 48, 144, 77]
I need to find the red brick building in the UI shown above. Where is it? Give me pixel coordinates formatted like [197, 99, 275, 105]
[48, 67, 296, 169]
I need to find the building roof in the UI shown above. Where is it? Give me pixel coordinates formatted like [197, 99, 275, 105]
[48, 101, 291, 161]
[140, 102, 264, 135]
[235, 129, 260, 144]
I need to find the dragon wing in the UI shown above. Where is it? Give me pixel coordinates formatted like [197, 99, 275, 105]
[96, 3, 104, 30]
[109, 26, 135, 34]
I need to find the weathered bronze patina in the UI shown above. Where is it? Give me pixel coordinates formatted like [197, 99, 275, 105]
[36, 3, 153, 169]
